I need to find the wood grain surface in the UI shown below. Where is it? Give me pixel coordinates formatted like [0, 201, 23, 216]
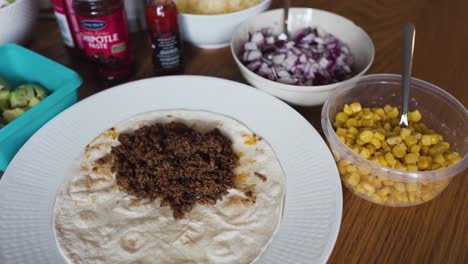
[3, 0, 468, 263]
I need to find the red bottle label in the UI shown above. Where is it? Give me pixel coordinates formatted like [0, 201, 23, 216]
[77, 8, 132, 77]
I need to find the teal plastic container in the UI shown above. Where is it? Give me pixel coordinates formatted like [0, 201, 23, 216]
[0, 44, 82, 171]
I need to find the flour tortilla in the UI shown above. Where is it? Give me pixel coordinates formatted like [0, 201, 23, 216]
[54, 110, 285, 264]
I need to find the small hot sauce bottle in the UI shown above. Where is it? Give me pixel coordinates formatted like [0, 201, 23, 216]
[145, 0, 183, 75]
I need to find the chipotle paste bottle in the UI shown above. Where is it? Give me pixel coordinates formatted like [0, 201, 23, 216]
[145, 0, 183, 75]
[73, 0, 133, 83]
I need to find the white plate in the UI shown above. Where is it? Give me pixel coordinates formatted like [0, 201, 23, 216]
[0, 76, 342, 264]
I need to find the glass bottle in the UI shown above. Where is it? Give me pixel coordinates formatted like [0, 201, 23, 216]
[145, 0, 183, 75]
[73, 0, 133, 84]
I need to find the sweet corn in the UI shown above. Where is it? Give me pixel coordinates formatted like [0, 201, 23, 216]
[346, 118, 358, 128]
[410, 145, 421, 154]
[343, 104, 353, 115]
[394, 182, 406, 192]
[404, 153, 419, 164]
[421, 135, 432, 146]
[360, 148, 372, 159]
[408, 110, 422, 122]
[333, 102, 459, 206]
[359, 130, 374, 143]
[392, 145, 407, 158]
[335, 112, 349, 123]
[417, 156, 432, 170]
[387, 136, 402, 145]
[400, 128, 412, 139]
[348, 172, 360, 186]
[350, 102, 362, 113]
[336, 127, 347, 136]
[369, 138, 382, 149]
[384, 152, 397, 166]
[404, 135, 418, 146]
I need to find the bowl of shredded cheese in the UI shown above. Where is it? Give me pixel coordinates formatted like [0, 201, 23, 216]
[176, 0, 271, 49]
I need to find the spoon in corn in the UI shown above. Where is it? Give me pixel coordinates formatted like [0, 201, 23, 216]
[399, 23, 416, 127]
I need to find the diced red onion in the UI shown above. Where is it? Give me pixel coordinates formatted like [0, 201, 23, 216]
[240, 27, 354, 86]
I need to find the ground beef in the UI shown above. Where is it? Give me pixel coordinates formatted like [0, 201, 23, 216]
[111, 122, 239, 219]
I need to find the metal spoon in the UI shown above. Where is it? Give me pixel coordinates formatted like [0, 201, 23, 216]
[399, 23, 416, 127]
[277, 0, 290, 41]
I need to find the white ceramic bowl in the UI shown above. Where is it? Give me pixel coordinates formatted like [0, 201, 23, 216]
[231, 8, 375, 106]
[178, 0, 271, 49]
[0, 0, 38, 45]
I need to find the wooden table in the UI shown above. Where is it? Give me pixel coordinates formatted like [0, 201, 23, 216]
[8, 0, 468, 263]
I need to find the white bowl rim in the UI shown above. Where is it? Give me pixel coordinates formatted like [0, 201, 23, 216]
[0, 0, 22, 12]
[178, 0, 271, 18]
[322, 73, 468, 182]
[230, 7, 375, 93]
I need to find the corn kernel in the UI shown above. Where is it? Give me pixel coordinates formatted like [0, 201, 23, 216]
[447, 156, 462, 165]
[383, 180, 394, 186]
[347, 172, 360, 186]
[407, 164, 419, 171]
[360, 119, 375, 128]
[345, 118, 358, 128]
[384, 152, 397, 166]
[361, 182, 376, 193]
[430, 134, 440, 145]
[360, 148, 372, 159]
[347, 126, 359, 135]
[334, 120, 344, 128]
[338, 136, 346, 143]
[358, 130, 374, 143]
[404, 135, 418, 146]
[375, 108, 385, 117]
[352, 146, 361, 153]
[378, 186, 391, 197]
[346, 164, 358, 173]
[417, 156, 432, 170]
[388, 108, 400, 118]
[351, 102, 362, 113]
[431, 162, 442, 170]
[392, 145, 407, 158]
[343, 104, 353, 115]
[395, 162, 407, 171]
[387, 136, 402, 145]
[406, 182, 419, 192]
[408, 110, 422, 122]
[394, 182, 406, 192]
[370, 194, 383, 203]
[366, 144, 377, 154]
[336, 127, 347, 136]
[445, 152, 460, 160]
[335, 112, 349, 123]
[384, 123, 392, 131]
[377, 155, 389, 166]
[373, 179, 383, 189]
[356, 138, 366, 146]
[358, 167, 369, 176]
[410, 145, 421, 154]
[354, 184, 366, 194]
[404, 153, 419, 164]
[400, 128, 412, 139]
[361, 111, 373, 120]
[384, 105, 393, 113]
[433, 153, 447, 166]
[409, 192, 416, 203]
[421, 192, 434, 201]
[369, 138, 382, 149]
[421, 135, 432, 146]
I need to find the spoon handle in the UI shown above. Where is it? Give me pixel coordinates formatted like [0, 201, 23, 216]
[283, 0, 290, 39]
[400, 23, 416, 127]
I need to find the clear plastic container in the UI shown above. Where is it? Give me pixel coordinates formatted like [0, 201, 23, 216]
[321, 74, 468, 206]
